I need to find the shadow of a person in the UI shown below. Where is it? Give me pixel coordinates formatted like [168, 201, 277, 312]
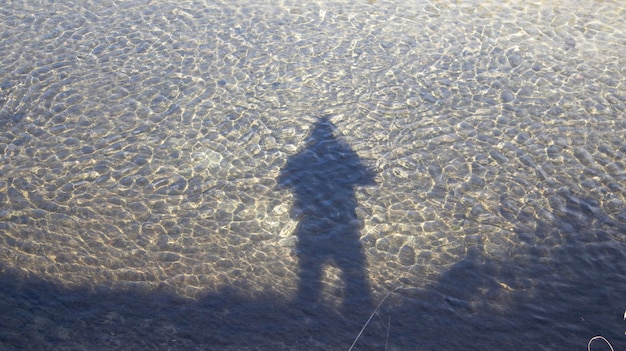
[277, 116, 376, 313]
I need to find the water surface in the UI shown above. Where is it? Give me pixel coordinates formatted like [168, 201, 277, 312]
[1, 0, 625, 349]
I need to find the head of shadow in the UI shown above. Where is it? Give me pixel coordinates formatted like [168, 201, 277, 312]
[278, 116, 377, 313]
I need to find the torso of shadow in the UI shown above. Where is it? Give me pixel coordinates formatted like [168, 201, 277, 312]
[277, 117, 376, 312]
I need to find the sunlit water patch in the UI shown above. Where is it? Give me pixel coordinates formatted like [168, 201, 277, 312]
[1, 0, 625, 349]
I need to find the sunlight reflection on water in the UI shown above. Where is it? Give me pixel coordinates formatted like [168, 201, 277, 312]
[0, 0, 625, 349]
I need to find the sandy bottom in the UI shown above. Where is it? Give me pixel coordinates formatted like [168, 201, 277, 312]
[1, 0, 625, 349]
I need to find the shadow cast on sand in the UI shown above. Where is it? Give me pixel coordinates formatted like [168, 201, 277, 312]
[0, 267, 388, 351]
[277, 116, 376, 313]
[2, 237, 624, 351]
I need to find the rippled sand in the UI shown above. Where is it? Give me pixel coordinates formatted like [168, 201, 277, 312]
[1, 0, 625, 349]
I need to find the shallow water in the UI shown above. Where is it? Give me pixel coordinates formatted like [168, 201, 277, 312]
[1, 0, 625, 350]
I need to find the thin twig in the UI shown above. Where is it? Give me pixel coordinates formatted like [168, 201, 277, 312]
[385, 315, 390, 351]
[348, 291, 393, 351]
